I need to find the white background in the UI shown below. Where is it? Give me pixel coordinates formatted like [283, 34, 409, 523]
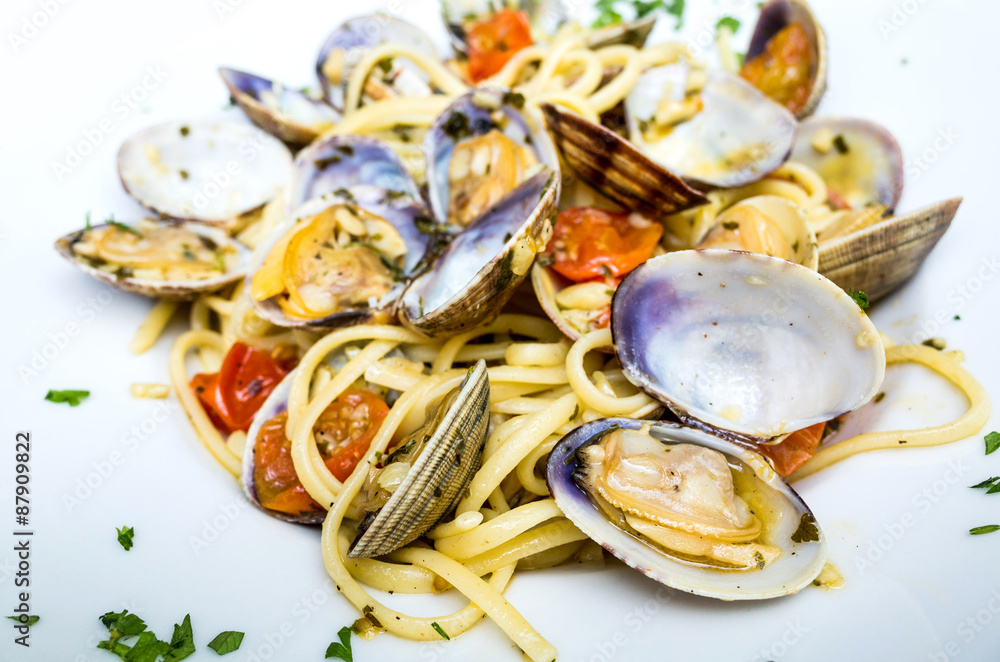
[2, 0, 1000, 660]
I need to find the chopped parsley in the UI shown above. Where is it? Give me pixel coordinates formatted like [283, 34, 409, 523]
[108, 219, 143, 238]
[116, 526, 135, 551]
[985, 431, 1000, 455]
[970, 525, 1000, 535]
[376, 56, 394, 74]
[593, 0, 684, 29]
[335, 145, 355, 157]
[86, 211, 92, 230]
[45, 389, 90, 406]
[716, 16, 740, 33]
[502, 90, 526, 109]
[846, 288, 870, 310]
[324, 626, 353, 661]
[954, 314, 961, 320]
[314, 154, 343, 169]
[431, 622, 450, 640]
[790, 512, 820, 543]
[7, 615, 39, 626]
[179, 125, 190, 137]
[832, 134, 850, 154]
[179, 169, 189, 180]
[722, 221, 740, 231]
[969, 476, 1000, 493]
[442, 111, 472, 141]
[166, 614, 196, 660]
[96, 610, 194, 661]
[873, 392, 886, 403]
[921, 338, 946, 350]
[207, 631, 244, 655]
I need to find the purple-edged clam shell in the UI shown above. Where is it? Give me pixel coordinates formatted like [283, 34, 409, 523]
[424, 87, 560, 229]
[289, 135, 422, 211]
[791, 117, 904, 212]
[625, 68, 797, 188]
[611, 250, 885, 440]
[547, 417, 827, 600]
[219, 67, 340, 145]
[241, 369, 325, 524]
[315, 15, 436, 112]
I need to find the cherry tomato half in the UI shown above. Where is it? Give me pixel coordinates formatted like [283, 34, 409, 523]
[190, 342, 296, 435]
[547, 207, 663, 283]
[739, 22, 813, 116]
[757, 422, 825, 477]
[467, 9, 533, 84]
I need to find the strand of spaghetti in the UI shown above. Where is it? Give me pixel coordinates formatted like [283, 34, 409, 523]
[321, 96, 451, 138]
[776, 161, 827, 208]
[390, 547, 558, 662]
[169, 329, 240, 476]
[488, 45, 545, 88]
[344, 44, 467, 114]
[434, 499, 564, 559]
[530, 90, 601, 122]
[790, 344, 991, 481]
[516, 435, 561, 495]
[505, 340, 571, 367]
[290, 339, 400, 506]
[458, 392, 578, 514]
[639, 41, 691, 68]
[336, 530, 438, 594]
[461, 518, 588, 577]
[129, 300, 178, 355]
[567, 328, 656, 414]
[427, 511, 485, 540]
[431, 314, 562, 373]
[188, 297, 222, 371]
[516, 540, 586, 569]
[526, 32, 584, 97]
[562, 49, 604, 97]
[588, 45, 642, 113]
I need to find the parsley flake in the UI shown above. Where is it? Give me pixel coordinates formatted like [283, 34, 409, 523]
[116, 525, 135, 551]
[985, 431, 1000, 455]
[431, 621, 450, 640]
[108, 219, 143, 238]
[45, 389, 90, 407]
[207, 631, 244, 655]
[970, 525, 1000, 535]
[846, 288, 870, 310]
[716, 16, 741, 33]
[7, 615, 39, 626]
[325, 626, 353, 661]
[790, 512, 820, 543]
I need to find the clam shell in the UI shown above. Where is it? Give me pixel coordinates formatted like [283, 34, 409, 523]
[612, 250, 885, 441]
[547, 418, 827, 600]
[745, 0, 828, 119]
[219, 67, 340, 146]
[349, 360, 490, 558]
[818, 198, 960, 303]
[584, 15, 657, 49]
[118, 121, 293, 230]
[791, 117, 904, 212]
[541, 103, 709, 217]
[399, 170, 558, 338]
[54, 220, 250, 300]
[624, 67, 798, 188]
[289, 135, 422, 211]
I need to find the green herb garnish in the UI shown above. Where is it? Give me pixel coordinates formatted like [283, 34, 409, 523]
[722, 221, 739, 231]
[985, 431, 1000, 455]
[970, 525, 1000, 535]
[86, 211, 92, 230]
[325, 626, 353, 661]
[832, 134, 849, 154]
[207, 631, 244, 655]
[502, 91, 526, 109]
[165, 614, 195, 661]
[7, 615, 39, 626]
[847, 288, 870, 310]
[179, 126, 190, 137]
[108, 219, 143, 238]
[116, 526, 135, 551]
[442, 111, 472, 141]
[45, 389, 90, 406]
[790, 513, 820, 543]
[431, 622, 450, 640]
[716, 16, 740, 33]
[592, 0, 621, 27]
[921, 338, 946, 350]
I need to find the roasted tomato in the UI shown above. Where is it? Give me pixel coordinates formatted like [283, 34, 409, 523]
[547, 207, 663, 283]
[252, 389, 390, 516]
[739, 22, 813, 115]
[757, 422, 825, 477]
[466, 8, 533, 83]
[190, 342, 296, 435]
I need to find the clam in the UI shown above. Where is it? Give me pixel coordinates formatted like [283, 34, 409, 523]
[624, 65, 798, 188]
[350, 359, 490, 557]
[791, 117, 904, 212]
[612, 250, 885, 441]
[289, 135, 423, 211]
[400, 170, 558, 337]
[547, 418, 827, 599]
[424, 87, 560, 230]
[315, 15, 437, 113]
[249, 184, 432, 331]
[818, 198, 961, 303]
[696, 196, 819, 270]
[741, 0, 828, 119]
[54, 218, 249, 299]
[541, 103, 709, 218]
[219, 67, 340, 146]
[118, 121, 293, 231]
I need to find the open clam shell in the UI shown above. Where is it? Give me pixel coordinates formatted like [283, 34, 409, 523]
[696, 196, 819, 270]
[818, 198, 961, 303]
[791, 117, 904, 212]
[289, 135, 422, 211]
[743, 0, 828, 119]
[219, 67, 340, 146]
[250, 186, 432, 331]
[316, 15, 437, 113]
[612, 250, 885, 441]
[400, 170, 558, 337]
[54, 219, 250, 300]
[625, 66, 798, 189]
[349, 359, 490, 558]
[541, 103, 709, 217]
[241, 369, 325, 524]
[547, 418, 827, 600]
[425, 87, 560, 230]
[118, 121, 293, 230]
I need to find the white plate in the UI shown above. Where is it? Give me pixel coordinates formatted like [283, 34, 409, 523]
[2, 0, 999, 660]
